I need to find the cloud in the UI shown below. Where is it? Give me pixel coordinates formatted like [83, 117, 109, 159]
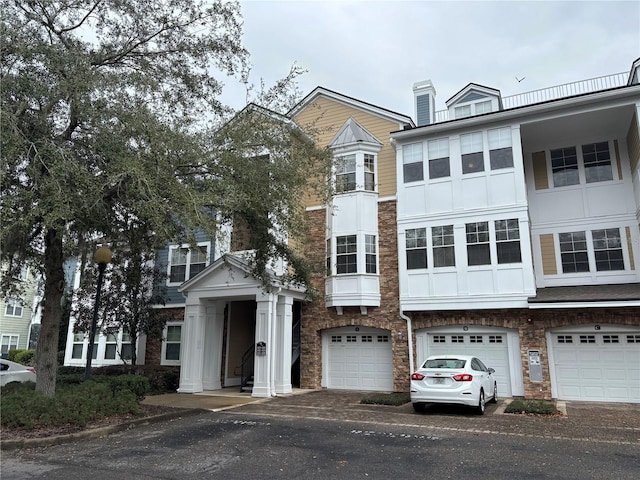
[222, 0, 639, 117]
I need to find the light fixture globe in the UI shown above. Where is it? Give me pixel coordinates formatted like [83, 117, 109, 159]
[95, 246, 112, 265]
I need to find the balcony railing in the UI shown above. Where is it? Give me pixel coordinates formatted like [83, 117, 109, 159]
[433, 71, 629, 123]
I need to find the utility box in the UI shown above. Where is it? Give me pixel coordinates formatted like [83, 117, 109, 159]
[528, 350, 542, 382]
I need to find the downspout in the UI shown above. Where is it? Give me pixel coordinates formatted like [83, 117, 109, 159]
[400, 311, 415, 375]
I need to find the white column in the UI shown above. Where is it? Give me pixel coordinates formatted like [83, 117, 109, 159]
[202, 301, 225, 390]
[274, 295, 293, 394]
[177, 301, 206, 393]
[251, 292, 275, 398]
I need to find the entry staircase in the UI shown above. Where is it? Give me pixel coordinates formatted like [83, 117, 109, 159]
[240, 320, 301, 392]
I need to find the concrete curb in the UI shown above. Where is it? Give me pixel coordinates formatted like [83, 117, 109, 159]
[0, 409, 205, 451]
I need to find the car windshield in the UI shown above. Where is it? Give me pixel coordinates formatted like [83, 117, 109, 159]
[423, 359, 466, 369]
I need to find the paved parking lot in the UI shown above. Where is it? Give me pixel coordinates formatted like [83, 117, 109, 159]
[168, 389, 640, 445]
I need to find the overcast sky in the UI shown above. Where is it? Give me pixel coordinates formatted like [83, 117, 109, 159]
[219, 0, 639, 118]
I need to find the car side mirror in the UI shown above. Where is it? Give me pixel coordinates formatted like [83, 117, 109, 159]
[488, 368, 495, 374]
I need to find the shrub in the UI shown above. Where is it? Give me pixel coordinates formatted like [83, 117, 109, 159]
[360, 392, 411, 406]
[505, 398, 557, 415]
[1, 379, 142, 429]
[13, 349, 36, 366]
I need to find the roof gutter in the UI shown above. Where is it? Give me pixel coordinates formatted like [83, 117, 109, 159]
[390, 84, 640, 141]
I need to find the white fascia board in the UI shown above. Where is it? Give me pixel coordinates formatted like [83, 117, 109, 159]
[529, 300, 640, 309]
[391, 85, 640, 142]
[401, 295, 532, 311]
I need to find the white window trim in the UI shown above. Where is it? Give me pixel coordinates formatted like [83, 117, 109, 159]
[333, 150, 379, 193]
[547, 139, 617, 189]
[1, 334, 19, 355]
[161, 322, 182, 366]
[166, 242, 211, 286]
[4, 298, 24, 318]
[327, 233, 380, 276]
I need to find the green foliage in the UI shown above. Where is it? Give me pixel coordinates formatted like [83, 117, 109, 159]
[1, 377, 142, 429]
[360, 392, 411, 406]
[13, 349, 36, 366]
[1, 0, 332, 398]
[505, 399, 558, 415]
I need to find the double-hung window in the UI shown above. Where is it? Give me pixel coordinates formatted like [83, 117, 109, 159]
[432, 225, 455, 267]
[559, 231, 589, 273]
[592, 228, 624, 271]
[168, 244, 209, 284]
[406, 228, 427, 269]
[336, 154, 357, 192]
[461, 132, 484, 174]
[365, 235, 377, 273]
[364, 154, 375, 191]
[336, 235, 357, 274]
[495, 219, 521, 263]
[4, 298, 23, 317]
[162, 324, 182, 364]
[466, 222, 490, 265]
[582, 142, 613, 183]
[428, 138, 450, 179]
[551, 147, 579, 187]
[488, 127, 513, 170]
[403, 143, 424, 182]
[1, 334, 19, 356]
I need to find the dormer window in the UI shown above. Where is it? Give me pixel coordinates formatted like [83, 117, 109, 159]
[447, 84, 502, 120]
[455, 100, 493, 119]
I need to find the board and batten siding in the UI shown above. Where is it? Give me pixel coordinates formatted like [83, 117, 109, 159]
[294, 96, 403, 207]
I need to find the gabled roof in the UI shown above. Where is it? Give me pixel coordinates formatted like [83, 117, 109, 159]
[329, 118, 382, 148]
[288, 86, 414, 127]
[446, 83, 503, 109]
[178, 253, 306, 297]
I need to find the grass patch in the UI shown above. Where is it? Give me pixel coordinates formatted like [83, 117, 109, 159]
[360, 392, 411, 406]
[504, 398, 558, 415]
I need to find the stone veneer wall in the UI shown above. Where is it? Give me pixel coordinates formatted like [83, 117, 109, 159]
[300, 200, 411, 392]
[144, 307, 184, 365]
[299, 200, 640, 398]
[410, 308, 640, 399]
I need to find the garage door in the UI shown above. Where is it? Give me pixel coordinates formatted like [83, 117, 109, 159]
[324, 327, 393, 391]
[417, 329, 514, 397]
[550, 328, 640, 403]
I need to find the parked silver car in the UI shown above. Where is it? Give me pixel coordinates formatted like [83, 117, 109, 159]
[410, 355, 497, 415]
[0, 359, 36, 387]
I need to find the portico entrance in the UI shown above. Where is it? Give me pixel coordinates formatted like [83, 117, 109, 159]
[177, 255, 306, 398]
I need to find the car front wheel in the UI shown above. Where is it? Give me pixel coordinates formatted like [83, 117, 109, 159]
[476, 390, 485, 415]
[413, 402, 426, 413]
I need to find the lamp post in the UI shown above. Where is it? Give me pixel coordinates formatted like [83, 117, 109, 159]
[84, 246, 112, 380]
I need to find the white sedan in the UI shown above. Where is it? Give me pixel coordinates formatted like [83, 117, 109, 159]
[0, 359, 37, 387]
[410, 355, 497, 415]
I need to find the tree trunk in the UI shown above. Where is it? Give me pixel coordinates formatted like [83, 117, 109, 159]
[35, 228, 65, 397]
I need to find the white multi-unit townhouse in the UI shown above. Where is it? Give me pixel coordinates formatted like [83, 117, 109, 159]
[64, 58, 640, 404]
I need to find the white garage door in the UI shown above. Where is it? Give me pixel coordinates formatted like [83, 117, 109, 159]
[550, 328, 640, 403]
[418, 329, 514, 397]
[324, 327, 393, 391]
